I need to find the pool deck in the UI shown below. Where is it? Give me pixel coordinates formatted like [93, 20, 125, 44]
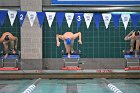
[0, 69, 140, 79]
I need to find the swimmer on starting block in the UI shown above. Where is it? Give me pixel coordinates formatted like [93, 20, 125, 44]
[56, 32, 82, 58]
[0, 32, 18, 58]
[124, 31, 140, 58]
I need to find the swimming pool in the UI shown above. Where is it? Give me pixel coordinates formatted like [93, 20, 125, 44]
[0, 78, 140, 93]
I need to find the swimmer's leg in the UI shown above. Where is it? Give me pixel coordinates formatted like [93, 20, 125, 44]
[71, 40, 74, 53]
[130, 39, 135, 52]
[64, 43, 71, 58]
[135, 40, 140, 58]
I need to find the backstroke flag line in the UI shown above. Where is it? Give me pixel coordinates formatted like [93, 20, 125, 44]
[0, 10, 139, 30]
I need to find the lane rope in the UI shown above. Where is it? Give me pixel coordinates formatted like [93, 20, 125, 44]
[108, 83, 123, 93]
[22, 78, 41, 93]
[102, 78, 123, 93]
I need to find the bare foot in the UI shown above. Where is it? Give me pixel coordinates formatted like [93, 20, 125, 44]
[71, 50, 74, 53]
[4, 53, 8, 59]
[68, 53, 70, 58]
[12, 49, 16, 54]
[135, 54, 138, 58]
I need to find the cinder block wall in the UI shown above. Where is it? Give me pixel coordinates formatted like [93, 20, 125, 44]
[20, 0, 42, 69]
[20, 0, 42, 59]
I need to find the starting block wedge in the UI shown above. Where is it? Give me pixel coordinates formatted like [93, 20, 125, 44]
[0, 67, 19, 71]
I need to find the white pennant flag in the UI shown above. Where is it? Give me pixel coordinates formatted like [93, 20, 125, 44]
[8, 11, 17, 26]
[45, 12, 56, 28]
[84, 13, 93, 29]
[27, 11, 36, 27]
[65, 13, 74, 28]
[121, 14, 130, 30]
[102, 13, 112, 29]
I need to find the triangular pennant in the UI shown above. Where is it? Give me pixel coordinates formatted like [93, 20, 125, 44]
[45, 12, 56, 28]
[102, 13, 111, 29]
[130, 14, 140, 29]
[27, 11, 36, 27]
[65, 13, 74, 28]
[112, 14, 121, 29]
[74, 13, 83, 28]
[8, 10, 17, 26]
[17, 11, 27, 27]
[56, 12, 65, 28]
[94, 13, 102, 29]
[37, 12, 45, 27]
[0, 10, 7, 26]
[121, 14, 130, 30]
[84, 13, 93, 29]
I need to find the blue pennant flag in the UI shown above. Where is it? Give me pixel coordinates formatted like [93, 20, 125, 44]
[56, 12, 65, 28]
[37, 12, 45, 27]
[130, 14, 140, 29]
[74, 13, 83, 28]
[0, 10, 7, 26]
[112, 14, 121, 29]
[17, 11, 27, 27]
[94, 13, 102, 29]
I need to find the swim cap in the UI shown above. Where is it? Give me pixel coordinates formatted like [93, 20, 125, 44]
[4, 35, 9, 41]
[66, 38, 71, 45]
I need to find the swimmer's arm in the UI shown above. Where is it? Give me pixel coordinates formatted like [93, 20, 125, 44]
[124, 31, 134, 40]
[78, 32, 82, 41]
[14, 37, 18, 49]
[56, 34, 63, 46]
[0, 38, 3, 43]
[0, 34, 6, 43]
[124, 36, 131, 40]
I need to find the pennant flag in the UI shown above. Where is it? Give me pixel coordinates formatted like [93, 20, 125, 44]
[65, 13, 74, 28]
[56, 12, 65, 28]
[37, 12, 45, 27]
[27, 11, 36, 27]
[84, 13, 93, 29]
[102, 13, 111, 29]
[0, 10, 7, 26]
[112, 14, 121, 29]
[121, 14, 130, 30]
[17, 11, 27, 27]
[94, 13, 102, 29]
[8, 10, 17, 26]
[45, 12, 56, 28]
[130, 14, 140, 29]
[74, 13, 83, 28]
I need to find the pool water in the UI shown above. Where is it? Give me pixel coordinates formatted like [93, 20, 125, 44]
[0, 79, 140, 93]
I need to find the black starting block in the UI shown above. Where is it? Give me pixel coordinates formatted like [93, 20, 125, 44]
[0, 49, 20, 70]
[61, 50, 83, 70]
[123, 50, 140, 70]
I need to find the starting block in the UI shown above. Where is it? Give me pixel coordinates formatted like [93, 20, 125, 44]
[123, 50, 140, 70]
[61, 50, 84, 70]
[0, 50, 20, 70]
